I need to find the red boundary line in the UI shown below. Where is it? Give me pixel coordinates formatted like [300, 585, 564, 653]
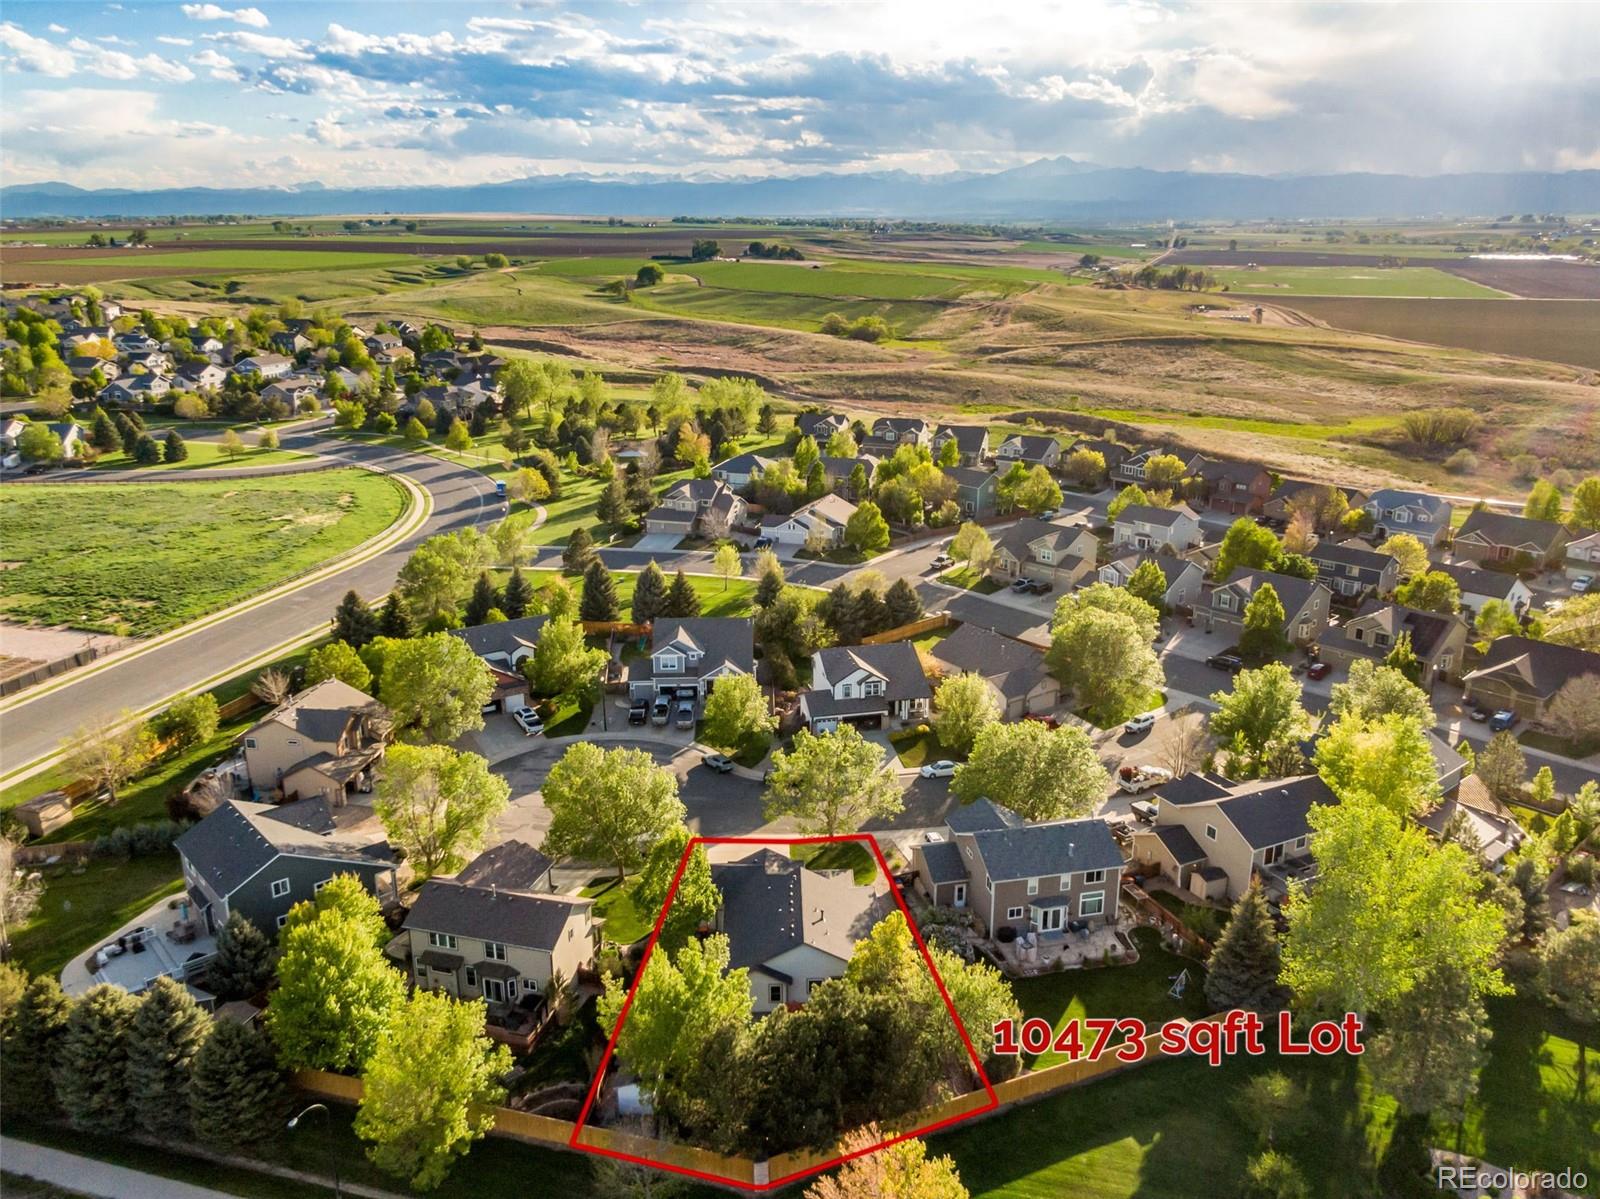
[569, 833, 1000, 1191]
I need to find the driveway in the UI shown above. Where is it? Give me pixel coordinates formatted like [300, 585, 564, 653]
[633, 532, 687, 553]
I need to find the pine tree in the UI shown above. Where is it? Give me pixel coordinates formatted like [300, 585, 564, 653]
[126, 976, 212, 1140]
[501, 566, 533, 620]
[163, 429, 188, 463]
[1204, 884, 1289, 1012]
[189, 1020, 286, 1151]
[563, 527, 597, 575]
[664, 569, 701, 618]
[90, 410, 120, 454]
[580, 559, 621, 622]
[378, 592, 413, 639]
[133, 433, 162, 465]
[463, 571, 501, 627]
[0, 972, 73, 1112]
[332, 590, 379, 648]
[207, 911, 276, 1002]
[116, 413, 140, 455]
[755, 560, 786, 608]
[883, 577, 924, 628]
[630, 560, 669, 624]
[824, 583, 862, 643]
[596, 474, 629, 528]
[855, 587, 888, 636]
[54, 983, 139, 1133]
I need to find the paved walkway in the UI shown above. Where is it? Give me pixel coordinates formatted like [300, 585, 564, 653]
[2, 1136, 245, 1199]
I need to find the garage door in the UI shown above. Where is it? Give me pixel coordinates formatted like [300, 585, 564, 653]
[813, 717, 840, 734]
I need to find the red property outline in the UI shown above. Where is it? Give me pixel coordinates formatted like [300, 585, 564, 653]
[569, 833, 1000, 1191]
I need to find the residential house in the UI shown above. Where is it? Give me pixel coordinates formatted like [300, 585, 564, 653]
[924, 624, 1060, 719]
[1263, 481, 1365, 526]
[239, 679, 388, 804]
[364, 333, 404, 356]
[1111, 447, 1203, 488]
[865, 417, 933, 452]
[1418, 794, 1525, 873]
[1097, 552, 1204, 610]
[626, 618, 756, 702]
[1132, 774, 1335, 904]
[176, 796, 400, 934]
[1065, 438, 1128, 483]
[710, 451, 778, 489]
[1195, 459, 1272, 516]
[1463, 636, 1600, 722]
[759, 493, 858, 549]
[1111, 503, 1201, 553]
[711, 849, 887, 1013]
[994, 433, 1061, 471]
[1362, 489, 1452, 546]
[455, 841, 554, 894]
[1204, 568, 1331, 646]
[1308, 541, 1400, 601]
[800, 641, 931, 733]
[1565, 530, 1600, 581]
[99, 374, 170, 406]
[644, 478, 747, 539]
[230, 353, 294, 380]
[947, 466, 1000, 519]
[912, 800, 1124, 938]
[933, 424, 989, 466]
[1434, 563, 1533, 619]
[795, 410, 849, 443]
[114, 332, 159, 354]
[819, 454, 879, 496]
[124, 350, 173, 375]
[176, 361, 227, 392]
[1454, 510, 1571, 568]
[1319, 601, 1468, 686]
[261, 378, 320, 409]
[450, 615, 547, 713]
[990, 518, 1101, 589]
[67, 355, 117, 379]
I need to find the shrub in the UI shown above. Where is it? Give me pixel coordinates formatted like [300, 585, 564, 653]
[1444, 449, 1478, 475]
[1399, 407, 1480, 450]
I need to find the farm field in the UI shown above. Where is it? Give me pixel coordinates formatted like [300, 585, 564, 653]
[1432, 258, 1600, 299]
[1213, 265, 1505, 297]
[37, 248, 423, 271]
[0, 469, 405, 635]
[1283, 296, 1600, 370]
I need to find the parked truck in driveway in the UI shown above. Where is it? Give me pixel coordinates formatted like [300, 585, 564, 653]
[1117, 764, 1172, 794]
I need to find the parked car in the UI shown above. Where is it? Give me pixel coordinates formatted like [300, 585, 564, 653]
[511, 706, 544, 736]
[651, 696, 671, 726]
[1129, 799, 1159, 824]
[628, 699, 649, 726]
[1489, 710, 1518, 732]
[1123, 713, 1156, 736]
[1573, 575, 1594, 594]
[1469, 706, 1490, 723]
[702, 753, 735, 773]
[919, 760, 958, 778]
[753, 536, 774, 550]
[1206, 653, 1245, 672]
[930, 554, 955, 571]
[1025, 578, 1053, 595]
[1010, 577, 1034, 593]
[674, 701, 696, 730]
[674, 686, 699, 701]
[1023, 712, 1060, 729]
[1306, 662, 1331, 680]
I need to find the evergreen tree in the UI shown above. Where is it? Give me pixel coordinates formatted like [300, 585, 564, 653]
[463, 571, 501, 627]
[1239, 582, 1287, 659]
[855, 587, 889, 636]
[332, 589, 379, 648]
[207, 911, 276, 1002]
[562, 526, 597, 574]
[126, 976, 211, 1140]
[116, 413, 140, 455]
[883, 577, 924, 628]
[630, 560, 669, 624]
[162, 429, 188, 463]
[755, 559, 786, 607]
[378, 591, 413, 639]
[501, 565, 533, 620]
[664, 568, 701, 618]
[133, 433, 162, 465]
[580, 558, 621, 622]
[90, 410, 120, 454]
[190, 1020, 286, 1151]
[824, 583, 863, 644]
[0, 971, 73, 1112]
[596, 474, 629, 528]
[54, 984, 139, 1133]
[1204, 885, 1289, 1012]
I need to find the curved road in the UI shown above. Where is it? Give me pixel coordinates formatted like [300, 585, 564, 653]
[0, 423, 504, 775]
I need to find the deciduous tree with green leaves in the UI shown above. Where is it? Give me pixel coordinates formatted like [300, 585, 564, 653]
[375, 744, 509, 879]
[1540, 911, 1600, 1094]
[1124, 558, 1170, 612]
[304, 639, 373, 692]
[1213, 518, 1282, 580]
[949, 522, 993, 573]
[1314, 714, 1440, 818]
[1208, 663, 1313, 778]
[1474, 730, 1527, 803]
[1238, 581, 1288, 659]
[525, 614, 607, 703]
[1047, 584, 1163, 725]
[713, 542, 742, 591]
[1376, 533, 1429, 579]
[764, 724, 903, 835]
[1395, 570, 1460, 614]
[633, 826, 720, 953]
[933, 671, 1002, 757]
[542, 743, 686, 881]
[952, 721, 1108, 822]
[1107, 483, 1150, 520]
[378, 632, 492, 743]
[701, 673, 775, 755]
[843, 500, 891, 554]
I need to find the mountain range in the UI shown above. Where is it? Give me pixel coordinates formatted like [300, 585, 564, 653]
[4, 158, 1598, 221]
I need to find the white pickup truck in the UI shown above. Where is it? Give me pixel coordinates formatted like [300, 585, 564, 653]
[1116, 764, 1172, 794]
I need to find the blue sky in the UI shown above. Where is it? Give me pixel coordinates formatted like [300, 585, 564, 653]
[2, 1, 1597, 190]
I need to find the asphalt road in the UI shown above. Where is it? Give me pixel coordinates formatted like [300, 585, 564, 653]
[0, 425, 504, 774]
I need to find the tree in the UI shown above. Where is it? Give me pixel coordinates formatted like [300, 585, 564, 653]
[580, 558, 621, 622]
[376, 744, 509, 879]
[158, 690, 220, 749]
[497, 566, 532, 621]
[1124, 558, 1169, 611]
[1047, 591, 1163, 725]
[1239, 581, 1288, 659]
[258, 426, 280, 451]
[1523, 478, 1564, 522]
[54, 983, 139, 1132]
[162, 428, 188, 463]
[563, 526, 598, 574]
[950, 522, 993, 573]
[1547, 673, 1600, 751]
[764, 725, 903, 835]
[444, 417, 472, 452]
[1475, 730, 1526, 803]
[208, 911, 276, 1001]
[90, 410, 120, 454]
[395, 545, 467, 628]
[304, 640, 374, 692]
[403, 416, 429, 442]
[1508, 856, 1550, 942]
[267, 884, 405, 1071]
[354, 989, 511, 1191]
[633, 826, 720, 953]
[1013, 465, 1062, 514]
[1394, 570, 1460, 614]
[127, 976, 212, 1140]
[16, 422, 62, 463]
[378, 592, 413, 639]
[1377, 533, 1429, 579]
[542, 743, 686, 881]
[1378, 966, 1495, 1127]
[1314, 714, 1440, 817]
[378, 632, 491, 744]
[189, 1019, 285, 1151]
[712, 542, 742, 591]
[596, 473, 629, 528]
[0, 833, 41, 964]
[1063, 448, 1107, 489]
[1213, 518, 1282, 580]
[1208, 664, 1313, 778]
[933, 672, 1001, 757]
[0, 972, 72, 1112]
[508, 466, 549, 505]
[1234, 1072, 1305, 1147]
[631, 560, 670, 624]
[463, 570, 501, 627]
[1327, 660, 1433, 725]
[252, 667, 292, 706]
[877, 580, 921, 631]
[1243, 1151, 1309, 1199]
[1540, 912, 1600, 1094]
[526, 615, 607, 702]
[1544, 594, 1600, 651]
[664, 568, 701, 618]
[1204, 884, 1289, 1013]
[806, 1127, 969, 1199]
[1474, 597, 1522, 643]
[951, 721, 1107, 822]
[1379, 630, 1423, 686]
[333, 589, 379, 648]
[132, 433, 163, 466]
[59, 713, 153, 804]
[702, 673, 775, 754]
[842, 500, 891, 554]
[1571, 476, 1600, 531]
[219, 427, 246, 460]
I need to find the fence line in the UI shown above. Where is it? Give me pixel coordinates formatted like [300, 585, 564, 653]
[861, 612, 956, 645]
[1122, 880, 1214, 956]
[0, 645, 113, 697]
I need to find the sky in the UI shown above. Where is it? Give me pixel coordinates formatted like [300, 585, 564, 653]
[2, 1, 1598, 191]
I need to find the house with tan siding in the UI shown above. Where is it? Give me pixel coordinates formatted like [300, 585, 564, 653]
[240, 679, 388, 804]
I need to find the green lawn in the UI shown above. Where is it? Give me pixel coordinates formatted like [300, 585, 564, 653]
[508, 568, 760, 620]
[789, 840, 879, 885]
[1214, 264, 1505, 298]
[89, 441, 309, 471]
[579, 876, 653, 945]
[939, 567, 1004, 594]
[0, 469, 405, 635]
[8, 853, 184, 978]
[889, 726, 954, 769]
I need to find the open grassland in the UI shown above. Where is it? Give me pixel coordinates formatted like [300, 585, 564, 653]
[1214, 265, 1506, 297]
[88, 440, 309, 471]
[0, 469, 404, 635]
[43, 248, 423, 271]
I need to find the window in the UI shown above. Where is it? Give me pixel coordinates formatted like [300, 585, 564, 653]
[1205, 824, 1217, 841]
[465, 968, 477, 988]
[1079, 892, 1105, 918]
[1352, 626, 1365, 641]
[1007, 906, 1025, 920]
[1083, 869, 1106, 885]
[1216, 593, 1234, 612]
[524, 979, 540, 993]
[484, 941, 507, 962]
[244, 737, 257, 749]
[313, 879, 329, 893]
[275, 914, 288, 929]
[270, 878, 290, 898]
[768, 984, 783, 1004]
[1026, 877, 1039, 896]
[862, 679, 884, 697]
[840, 683, 853, 698]
[1295, 836, 1308, 849]
[286, 738, 300, 747]
[1394, 510, 1409, 523]
[659, 652, 681, 672]
[1438, 653, 1453, 672]
[428, 932, 458, 949]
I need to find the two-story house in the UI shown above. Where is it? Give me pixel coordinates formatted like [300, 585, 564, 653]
[924, 624, 1060, 719]
[711, 849, 887, 1013]
[990, 518, 1101, 589]
[796, 411, 850, 443]
[1205, 568, 1331, 646]
[1434, 563, 1533, 619]
[1111, 447, 1203, 489]
[1464, 636, 1600, 722]
[865, 417, 934, 452]
[932, 425, 990, 466]
[1111, 503, 1201, 553]
[239, 679, 389, 804]
[261, 378, 320, 409]
[1454, 510, 1571, 568]
[1319, 601, 1468, 686]
[800, 641, 931, 732]
[176, 361, 228, 392]
[627, 618, 756, 702]
[1097, 551, 1204, 611]
[229, 353, 294, 380]
[759, 493, 859, 549]
[710, 451, 779, 489]
[819, 454, 880, 496]
[1362, 489, 1452, 546]
[644, 478, 747, 539]
[946, 467, 1001, 519]
[994, 433, 1061, 471]
[1195, 459, 1273, 516]
[450, 615, 548, 713]
[1308, 541, 1401, 601]
[100, 373, 171, 406]
[1564, 530, 1600, 582]
[1065, 438, 1129, 483]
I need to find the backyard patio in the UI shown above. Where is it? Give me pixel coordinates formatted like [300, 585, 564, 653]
[60, 890, 219, 1000]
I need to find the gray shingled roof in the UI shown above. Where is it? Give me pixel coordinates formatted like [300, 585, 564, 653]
[711, 849, 884, 971]
[812, 641, 930, 702]
[1217, 568, 1325, 618]
[175, 798, 394, 897]
[652, 618, 755, 679]
[935, 425, 988, 454]
[1435, 562, 1526, 600]
[918, 840, 968, 885]
[1216, 776, 1337, 849]
[926, 624, 1049, 701]
[1116, 503, 1197, 528]
[1457, 510, 1567, 554]
[1464, 635, 1600, 700]
[945, 798, 1024, 834]
[1153, 772, 1233, 807]
[967, 818, 1124, 882]
[451, 615, 549, 663]
[455, 841, 553, 893]
[1152, 824, 1206, 865]
[246, 679, 376, 745]
[404, 879, 591, 950]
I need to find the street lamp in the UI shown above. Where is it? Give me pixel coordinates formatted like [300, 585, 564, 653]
[286, 1102, 340, 1198]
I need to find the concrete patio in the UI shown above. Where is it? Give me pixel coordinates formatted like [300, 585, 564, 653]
[60, 891, 218, 1000]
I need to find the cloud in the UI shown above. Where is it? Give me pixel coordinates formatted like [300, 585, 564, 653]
[67, 37, 196, 83]
[205, 30, 311, 59]
[180, 4, 269, 28]
[157, 36, 195, 47]
[0, 21, 77, 76]
[47, 23, 67, 34]
[192, 47, 242, 81]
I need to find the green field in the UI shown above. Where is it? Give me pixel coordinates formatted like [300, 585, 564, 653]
[89, 440, 310, 471]
[0, 469, 405, 635]
[1215, 265, 1505, 297]
[46, 249, 422, 271]
[8, 853, 185, 978]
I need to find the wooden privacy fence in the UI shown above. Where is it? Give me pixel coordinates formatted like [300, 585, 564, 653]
[1122, 880, 1214, 956]
[861, 612, 956, 645]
